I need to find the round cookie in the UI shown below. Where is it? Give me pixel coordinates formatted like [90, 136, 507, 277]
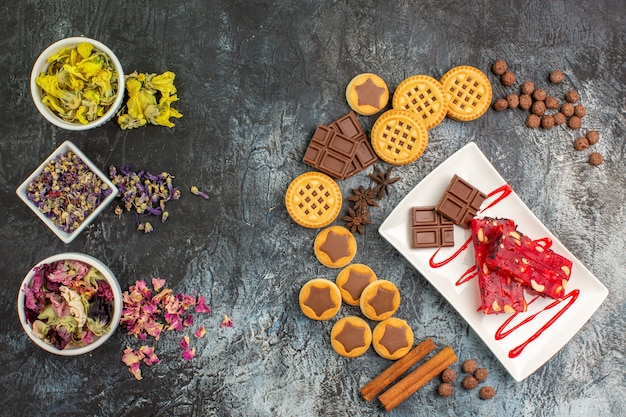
[370, 109, 428, 165]
[345, 73, 389, 116]
[439, 66, 493, 122]
[336, 264, 377, 306]
[314, 225, 357, 268]
[330, 316, 372, 358]
[360, 280, 400, 321]
[392, 75, 448, 129]
[299, 278, 342, 321]
[372, 317, 414, 360]
[285, 172, 342, 229]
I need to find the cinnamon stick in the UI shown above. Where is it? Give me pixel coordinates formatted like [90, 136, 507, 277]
[378, 346, 457, 411]
[360, 338, 436, 402]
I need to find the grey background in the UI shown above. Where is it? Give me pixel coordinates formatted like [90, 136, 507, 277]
[1, 1, 624, 416]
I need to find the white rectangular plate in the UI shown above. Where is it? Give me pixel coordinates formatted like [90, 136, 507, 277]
[379, 142, 608, 381]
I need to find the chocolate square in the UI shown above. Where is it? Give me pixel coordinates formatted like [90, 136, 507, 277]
[410, 206, 454, 248]
[435, 174, 486, 228]
[329, 112, 364, 139]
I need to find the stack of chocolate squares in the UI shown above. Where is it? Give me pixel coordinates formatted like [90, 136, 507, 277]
[303, 112, 378, 180]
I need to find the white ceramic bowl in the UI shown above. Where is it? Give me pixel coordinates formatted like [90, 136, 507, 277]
[30, 37, 125, 130]
[15, 140, 119, 243]
[17, 253, 122, 356]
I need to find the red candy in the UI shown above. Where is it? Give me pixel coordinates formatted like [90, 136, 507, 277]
[470, 218, 527, 314]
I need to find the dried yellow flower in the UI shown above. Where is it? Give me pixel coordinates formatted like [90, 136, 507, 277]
[35, 42, 119, 124]
[117, 71, 182, 130]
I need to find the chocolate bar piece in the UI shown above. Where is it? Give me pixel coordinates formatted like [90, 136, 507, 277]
[435, 174, 486, 228]
[410, 206, 454, 248]
[303, 112, 378, 180]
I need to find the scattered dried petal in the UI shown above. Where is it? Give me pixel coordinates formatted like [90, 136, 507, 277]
[194, 326, 206, 338]
[190, 186, 209, 199]
[221, 314, 233, 329]
[181, 347, 196, 361]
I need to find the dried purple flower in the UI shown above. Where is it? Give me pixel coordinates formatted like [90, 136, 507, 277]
[190, 186, 209, 199]
[109, 166, 180, 232]
[26, 151, 112, 232]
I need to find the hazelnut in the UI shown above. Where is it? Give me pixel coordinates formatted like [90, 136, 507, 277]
[586, 130, 600, 145]
[545, 96, 560, 109]
[525, 114, 541, 128]
[441, 368, 456, 383]
[532, 88, 547, 101]
[474, 367, 489, 382]
[561, 102, 575, 117]
[568, 115, 582, 130]
[506, 93, 520, 109]
[550, 70, 565, 84]
[541, 115, 555, 129]
[589, 152, 603, 166]
[531, 100, 546, 116]
[462, 375, 479, 390]
[520, 81, 535, 95]
[462, 359, 477, 374]
[574, 104, 586, 117]
[479, 386, 496, 400]
[565, 90, 580, 103]
[501, 71, 516, 86]
[554, 112, 566, 125]
[519, 94, 533, 110]
[438, 382, 453, 397]
[492, 59, 508, 76]
[574, 137, 590, 151]
[493, 98, 508, 111]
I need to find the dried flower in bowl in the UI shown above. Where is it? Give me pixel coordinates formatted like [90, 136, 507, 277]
[16, 141, 119, 243]
[17, 253, 122, 355]
[30, 37, 125, 131]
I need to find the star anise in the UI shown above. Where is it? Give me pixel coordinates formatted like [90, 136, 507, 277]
[347, 186, 379, 214]
[368, 165, 400, 200]
[341, 207, 371, 235]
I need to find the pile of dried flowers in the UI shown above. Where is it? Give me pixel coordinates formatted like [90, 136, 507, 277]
[117, 71, 182, 130]
[120, 278, 211, 380]
[109, 166, 180, 233]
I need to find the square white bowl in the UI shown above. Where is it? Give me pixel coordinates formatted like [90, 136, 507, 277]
[16, 140, 119, 243]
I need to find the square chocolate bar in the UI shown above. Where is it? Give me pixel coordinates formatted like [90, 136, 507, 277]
[302, 112, 378, 180]
[410, 206, 454, 248]
[435, 174, 486, 228]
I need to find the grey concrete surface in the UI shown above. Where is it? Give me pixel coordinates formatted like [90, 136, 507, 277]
[0, 1, 624, 416]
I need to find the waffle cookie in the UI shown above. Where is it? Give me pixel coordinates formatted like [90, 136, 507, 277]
[314, 225, 357, 268]
[346, 73, 389, 116]
[285, 172, 342, 228]
[440, 66, 492, 122]
[370, 109, 428, 165]
[299, 278, 342, 320]
[372, 317, 414, 360]
[392, 75, 448, 129]
[331, 316, 372, 358]
[360, 280, 400, 321]
[335, 263, 377, 306]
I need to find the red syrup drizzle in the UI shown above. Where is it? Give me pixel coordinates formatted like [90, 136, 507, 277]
[496, 290, 580, 358]
[456, 265, 477, 286]
[429, 237, 472, 269]
[424, 181, 580, 358]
